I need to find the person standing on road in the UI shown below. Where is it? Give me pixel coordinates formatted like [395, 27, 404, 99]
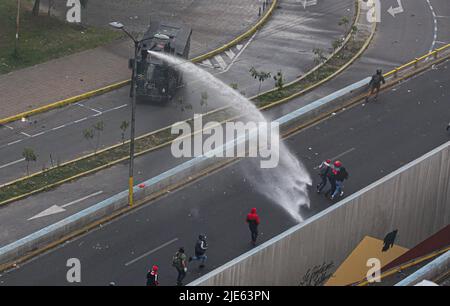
[330, 161, 349, 201]
[246, 208, 260, 246]
[317, 159, 332, 194]
[189, 234, 208, 268]
[146, 265, 159, 286]
[172, 247, 188, 286]
[447, 122, 450, 131]
[366, 69, 386, 102]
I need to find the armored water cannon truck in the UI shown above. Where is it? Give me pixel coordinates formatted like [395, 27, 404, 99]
[131, 21, 192, 102]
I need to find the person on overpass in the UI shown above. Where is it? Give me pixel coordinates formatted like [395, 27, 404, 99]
[317, 159, 332, 194]
[172, 247, 188, 286]
[146, 265, 159, 286]
[246, 208, 261, 246]
[366, 69, 386, 102]
[189, 234, 208, 268]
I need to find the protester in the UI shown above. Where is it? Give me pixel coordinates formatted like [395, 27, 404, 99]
[146, 265, 159, 286]
[366, 69, 386, 102]
[330, 161, 349, 200]
[172, 247, 187, 286]
[317, 159, 332, 194]
[246, 208, 260, 246]
[189, 234, 208, 268]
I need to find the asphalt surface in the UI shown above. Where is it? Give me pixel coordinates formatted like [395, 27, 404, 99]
[0, 0, 354, 184]
[0, 59, 448, 286]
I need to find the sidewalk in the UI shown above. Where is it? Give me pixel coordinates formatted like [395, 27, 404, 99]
[0, 0, 260, 119]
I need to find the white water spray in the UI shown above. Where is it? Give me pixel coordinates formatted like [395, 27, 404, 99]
[149, 51, 312, 222]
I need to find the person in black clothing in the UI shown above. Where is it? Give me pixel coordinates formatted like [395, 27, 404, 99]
[447, 123, 450, 131]
[189, 235, 208, 268]
[146, 265, 159, 286]
[317, 159, 332, 194]
[366, 69, 386, 102]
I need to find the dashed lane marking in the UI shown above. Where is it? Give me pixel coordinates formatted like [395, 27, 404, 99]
[125, 238, 179, 267]
[214, 55, 227, 70]
[0, 158, 25, 170]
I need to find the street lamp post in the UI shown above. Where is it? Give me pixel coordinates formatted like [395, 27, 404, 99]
[109, 22, 139, 207]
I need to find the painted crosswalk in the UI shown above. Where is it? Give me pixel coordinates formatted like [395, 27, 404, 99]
[198, 32, 257, 73]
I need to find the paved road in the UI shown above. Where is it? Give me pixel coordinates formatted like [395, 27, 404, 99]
[0, 59, 448, 286]
[0, 0, 355, 184]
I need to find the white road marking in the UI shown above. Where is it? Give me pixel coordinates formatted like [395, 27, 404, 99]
[0, 158, 25, 170]
[31, 132, 45, 137]
[112, 104, 128, 111]
[225, 49, 235, 60]
[219, 31, 258, 74]
[74, 117, 88, 123]
[3, 125, 14, 130]
[426, 0, 438, 54]
[20, 132, 32, 137]
[214, 55, 227, 70]
[125, 238, 179, 267]
[52, 124, 66, 131]
[77, 102, 102, 114]
[7, 139, 22, 146]
[200, 59, 213, 68]
[236, 44, 243, 51]
[28, 190, 104, 221]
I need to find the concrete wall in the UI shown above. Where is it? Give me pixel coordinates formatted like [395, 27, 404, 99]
[190, 142, 450, 286]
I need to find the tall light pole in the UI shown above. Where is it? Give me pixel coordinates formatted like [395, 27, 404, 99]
[14, 0, 21, 57]
[109, 22, 139, 207]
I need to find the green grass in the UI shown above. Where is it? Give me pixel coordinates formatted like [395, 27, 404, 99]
[0, 0, 123, 74]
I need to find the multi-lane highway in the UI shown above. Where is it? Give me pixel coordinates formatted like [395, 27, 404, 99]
[1, 58, 448, 286]
[0, 0, 355, 183]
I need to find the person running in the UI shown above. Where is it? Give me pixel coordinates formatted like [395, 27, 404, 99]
[246, 208, 260, 246]
[365, 69, 386, 102]
[317, 159, 332, 194]
[330, 161, 349, 200]
[146, 265, 159, 286]
[172, 247, 188, 286]
[189, 234, 208, 268]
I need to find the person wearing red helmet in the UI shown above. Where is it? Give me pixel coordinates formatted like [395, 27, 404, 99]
[330, 161, 349, 200]
[146, 265, 159, 286]
[317, 159, 332, 194]
[246, 208, 260, 246]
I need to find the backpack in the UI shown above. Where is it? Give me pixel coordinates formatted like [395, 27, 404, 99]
[339, 167, 349, 180]
[172, 252, 183, 268]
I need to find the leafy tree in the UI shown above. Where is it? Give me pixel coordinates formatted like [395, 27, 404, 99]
[249, 67, 272, 94]
[338, 16, 350, 33]
[22, 148, 37, 175]
[93, 121, 104, 153]
[120, 120, 130, 144]
[313, 48, 328, 80]
[32, 0, 41, 16]
[273, 70, 285, 91]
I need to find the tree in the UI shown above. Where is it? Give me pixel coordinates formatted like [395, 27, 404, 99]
[338, 16, 350, 33]
[32, 0, 41, 16]
[22, 148, 37, 175]
[249, 67, 272, 94]
[120, 120, 130, 144]
[83, 127, 94, 152]
[313, 48, 328, 80]
[93, 121, 104, 153]
[273, 70, 285, 91]
[331, 39, 343, 53]
[200, 91, 209, 113]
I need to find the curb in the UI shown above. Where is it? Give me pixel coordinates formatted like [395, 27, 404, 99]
[0, 0, 278, 126]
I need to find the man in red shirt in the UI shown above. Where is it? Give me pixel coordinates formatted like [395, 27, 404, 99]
[246, 208, 260, 246]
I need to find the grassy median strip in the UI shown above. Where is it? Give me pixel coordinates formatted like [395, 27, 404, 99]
[0, 3, 372, 206]
[0, 0, 122, 74]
